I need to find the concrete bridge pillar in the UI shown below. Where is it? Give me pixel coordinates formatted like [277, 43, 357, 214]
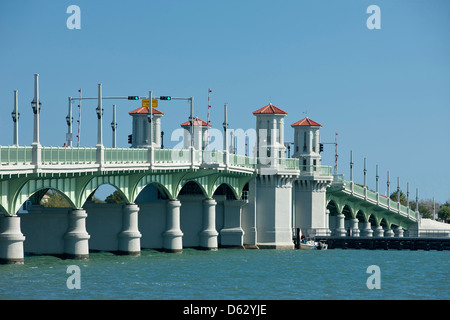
[394, 226, 404, 237]
[163, 200, 183, 253]
[384, 228, 394, 237]
[373, 225, 384, 238]
[350, 218, 360, 237]
[64, 209, 90, 259]
[334, 214, 346, 237]
[118, 204, 142, 256]
[360, 222, 373, 237]
[220, 200, 246, 248]
[200, 199, 219, 250]
[0, 215, 25, 264]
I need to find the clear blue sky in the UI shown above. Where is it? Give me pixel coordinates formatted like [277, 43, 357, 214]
[0, 0, 449, 203]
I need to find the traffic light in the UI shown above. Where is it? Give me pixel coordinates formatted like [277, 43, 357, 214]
[160, 96, 171, 100]
[319, 143, 324, 153]
[128, 134, 132, 144]
[128, 96, 139, 100]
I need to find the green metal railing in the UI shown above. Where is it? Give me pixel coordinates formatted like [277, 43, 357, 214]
[0, 146, 33, 165]
[41, 147, 97, 164]
[104, 148, 147, 163]
[154, 149, 190, 163]
[342, 180, 418, 220]
[1, 146, 335, 175]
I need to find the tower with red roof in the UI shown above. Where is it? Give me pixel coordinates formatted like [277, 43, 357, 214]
[180, 117, 211, 150]
[291, 116, 323, 172]
[129, 106, 164, 148]
[252, 103, 288, 162]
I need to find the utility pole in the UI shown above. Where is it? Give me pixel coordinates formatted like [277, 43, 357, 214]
[12, 90, 19, 146]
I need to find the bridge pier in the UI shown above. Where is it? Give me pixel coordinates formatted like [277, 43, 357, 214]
[118, 204, 142, 256]
[373, 225, 384, 238]
[334, 214, 346, 237]
[163, 200, 183, 253]
[384, 228, 394, 238]
[219, 200, 246, 248]
[199, 199, 219, 250]
[64, 209, 90, 259]
[0, 215, 25, 264]
[360, 222, 373, 237]
[394, 226, 404, 237]
[350, 218, 360, 237]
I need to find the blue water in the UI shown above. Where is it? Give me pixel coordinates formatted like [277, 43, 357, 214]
[0, 249, 448, 300]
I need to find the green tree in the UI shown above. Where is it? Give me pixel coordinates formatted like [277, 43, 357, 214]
[105, 190, 126, 204]
[41, 190, 71, 208]
[389, 190, 407, 206]
[438, 202, 450, 223]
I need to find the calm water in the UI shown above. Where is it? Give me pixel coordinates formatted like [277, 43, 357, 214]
[0, 248, 448, 300]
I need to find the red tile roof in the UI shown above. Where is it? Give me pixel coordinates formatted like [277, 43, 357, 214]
[252, 103, 288, 115]
[180, 117, 211, 127]
[291, 117, 322, 127]
[129, 106, 164, 115]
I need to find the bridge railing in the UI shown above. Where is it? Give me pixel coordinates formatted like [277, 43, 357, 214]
[104, 148, 147, 163]
[154, 149, 191, 163]
[298, 164, 332, 176]
[0, 146, 33, 165]
[341, 180, 419, 220]
[42, 146, 97, 164]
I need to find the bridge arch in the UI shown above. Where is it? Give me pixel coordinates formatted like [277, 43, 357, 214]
[132, 174, 175, 202]
[326, 199, 339, 216]
[212, 182, 238, 200]
[78, 175, 132, 207]
[12, 178, 77, 215]
[356, 209, 368, 222]
[177, 180, 208, 198]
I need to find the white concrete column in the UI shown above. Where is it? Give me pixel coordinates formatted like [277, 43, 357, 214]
[350, 218, 360, 237]
[118, 204, 142, 255]
[373, 225, 384, 238]
[163, 200, 183, 253]
[0, 215, 25, 264]
[394, 226, 404, 238]
[334, 214, 346, 236]
[360, 222, 373, 237]
[64, 209, 90, 259]
[220, 200, 246, 248]
[155, 116, 161, 147]
[200, 199, 218, 250]
[384, 228, 394, 238]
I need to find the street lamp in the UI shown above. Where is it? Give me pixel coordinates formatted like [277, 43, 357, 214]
[11, 110, 20, 122]
[96, 106, 103, 119]
[65, 115, 73, 126]
[31, 100, 42, 114]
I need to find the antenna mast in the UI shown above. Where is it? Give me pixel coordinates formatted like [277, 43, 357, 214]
[206, 88, 212, 148]
[76, 88, 82, 147]
[334, 132, 338, 174]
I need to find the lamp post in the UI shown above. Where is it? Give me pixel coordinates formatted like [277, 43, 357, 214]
[111, 104, 117, 148]
[66, 97, 73, 147]
[12, 90, 20, 146]
[96, 83, 103, 147]
[31, 74, 42, 146]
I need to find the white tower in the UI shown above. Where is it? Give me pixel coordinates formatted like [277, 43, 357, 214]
[253, 103, 287, 165]
[291, 117, 332, 237]
[129, 106, 164, 148]
[180, 117, 211, 150]
[291, 117, 322, 173]
[249, 103, 294, 248]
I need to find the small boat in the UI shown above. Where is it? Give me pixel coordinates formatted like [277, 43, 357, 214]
[299, 240, 328, 250]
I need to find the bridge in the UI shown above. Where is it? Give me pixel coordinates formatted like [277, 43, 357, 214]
[0, 75, 437, 264]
